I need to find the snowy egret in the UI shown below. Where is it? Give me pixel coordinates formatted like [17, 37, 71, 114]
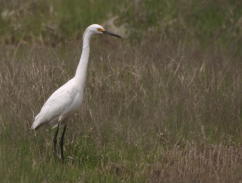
[31, 24, 121, 160]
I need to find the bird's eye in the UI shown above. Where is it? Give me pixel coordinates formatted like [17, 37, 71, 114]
[97, 28, 104, 32]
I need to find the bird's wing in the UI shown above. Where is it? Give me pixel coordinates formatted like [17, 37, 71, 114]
[32, 79, 78, 129]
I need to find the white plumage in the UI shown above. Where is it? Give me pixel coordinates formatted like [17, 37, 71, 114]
[31, 24, 121, 160]
[32, 78, 82, 129]
[31, 24, 121, 130]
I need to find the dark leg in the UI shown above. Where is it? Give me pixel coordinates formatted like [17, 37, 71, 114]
[59, 124, 67, 161]
[53, 124, 59, 156]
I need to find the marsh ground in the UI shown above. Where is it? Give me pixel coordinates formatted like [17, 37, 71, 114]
[0, 0, 242, 182]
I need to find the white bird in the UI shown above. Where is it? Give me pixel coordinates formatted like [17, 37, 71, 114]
[31, 24, 121, 160]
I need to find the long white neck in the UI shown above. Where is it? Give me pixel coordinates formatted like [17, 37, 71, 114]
[74, 29, 92, 90]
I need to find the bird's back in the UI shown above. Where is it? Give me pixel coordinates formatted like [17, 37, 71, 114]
[31, 79, 83, 130]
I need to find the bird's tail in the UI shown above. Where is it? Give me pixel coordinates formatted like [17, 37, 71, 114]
[31, 121, 39, 130]
[31, 114, 42, 130]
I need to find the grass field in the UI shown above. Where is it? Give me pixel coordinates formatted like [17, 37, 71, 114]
[0, 36, 241, 182]
[0, 0, 242, 182]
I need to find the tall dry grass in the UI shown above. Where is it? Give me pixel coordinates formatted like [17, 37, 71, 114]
[0, 35, 241, 182]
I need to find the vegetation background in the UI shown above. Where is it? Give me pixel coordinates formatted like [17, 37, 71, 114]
[0, 0, 241, 182]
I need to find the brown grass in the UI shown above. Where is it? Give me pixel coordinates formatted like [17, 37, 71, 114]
[0, 35, 241, 182]
[147, 144, 242, 183]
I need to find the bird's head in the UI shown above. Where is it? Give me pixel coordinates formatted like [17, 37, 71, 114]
[87, 24, 121, 39]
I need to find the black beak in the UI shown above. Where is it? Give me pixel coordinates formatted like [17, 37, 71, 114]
[103, 30, 122, 39]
